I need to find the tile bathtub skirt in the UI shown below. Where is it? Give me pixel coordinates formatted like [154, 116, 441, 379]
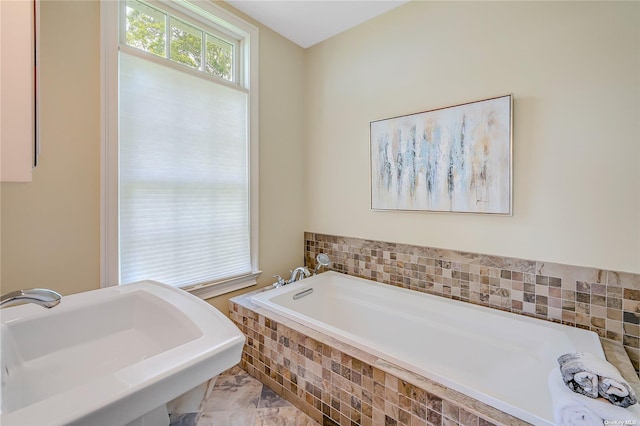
[229, 297, 528, 426]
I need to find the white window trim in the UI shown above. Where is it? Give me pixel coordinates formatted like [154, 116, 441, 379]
[100, 0, 260, 298]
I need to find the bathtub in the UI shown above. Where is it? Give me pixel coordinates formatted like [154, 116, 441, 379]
[251, 271, 604, 425]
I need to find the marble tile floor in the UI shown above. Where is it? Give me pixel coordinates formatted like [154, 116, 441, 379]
[168, 365, 319, 426]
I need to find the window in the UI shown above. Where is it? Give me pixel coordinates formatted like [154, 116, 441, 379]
[123, 0, 235, 81]
[101, 0, 259, 298]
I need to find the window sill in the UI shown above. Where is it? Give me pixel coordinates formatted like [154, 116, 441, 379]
[183, 271, 262, 300]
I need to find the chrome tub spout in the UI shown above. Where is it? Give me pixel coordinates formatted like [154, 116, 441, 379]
[289, 267, 311, 283]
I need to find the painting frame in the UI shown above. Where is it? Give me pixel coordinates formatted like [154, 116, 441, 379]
[370, 94, 513, 215]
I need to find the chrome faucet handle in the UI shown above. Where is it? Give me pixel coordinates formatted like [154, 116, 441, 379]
[273, 275, 286, 288]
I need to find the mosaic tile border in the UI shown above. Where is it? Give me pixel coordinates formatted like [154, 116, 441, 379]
[230, 299, 526, 426]
[303, 232, 640, 374]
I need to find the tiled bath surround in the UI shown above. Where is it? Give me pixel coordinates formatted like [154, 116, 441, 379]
[230, 300, 522, 426]
[303, 232, 640, 374]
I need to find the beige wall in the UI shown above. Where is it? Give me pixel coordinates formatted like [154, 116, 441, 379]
[1, 0, 101, 296]
[305, 1, 640, 274]
[2, 1, 638, 309]
[0, 1, 307, 310]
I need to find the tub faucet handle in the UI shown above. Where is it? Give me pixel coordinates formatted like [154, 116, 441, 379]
[273, 275, 286, 288]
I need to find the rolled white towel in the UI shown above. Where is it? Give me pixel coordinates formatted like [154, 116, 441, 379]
[558, 352, 638, 407]
[549, 369, 640, 426]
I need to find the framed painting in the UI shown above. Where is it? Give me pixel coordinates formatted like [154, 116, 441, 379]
[370, 94, 512, 214]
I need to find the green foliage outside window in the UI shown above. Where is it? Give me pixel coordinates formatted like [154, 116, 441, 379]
[206, 35, 233, 81]
[126, 6, 165, 57]
[170, 18, 202, 70]
[125, 0, 234, 81]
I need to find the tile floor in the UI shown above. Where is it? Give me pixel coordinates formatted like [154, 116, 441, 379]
[168, 365, 319, 426]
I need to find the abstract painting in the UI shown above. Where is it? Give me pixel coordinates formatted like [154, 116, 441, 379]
[370, 95, 512, 214]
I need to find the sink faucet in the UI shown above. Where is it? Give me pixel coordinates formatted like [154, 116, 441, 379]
[0, 288, 62, 309]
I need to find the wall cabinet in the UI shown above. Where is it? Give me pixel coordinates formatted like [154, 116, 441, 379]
[1, 0, 37, 182]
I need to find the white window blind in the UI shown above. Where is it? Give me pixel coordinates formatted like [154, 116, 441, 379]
[118, 51, 251, 287]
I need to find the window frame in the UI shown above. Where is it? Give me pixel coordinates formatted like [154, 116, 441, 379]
[100, 0, 260, 299]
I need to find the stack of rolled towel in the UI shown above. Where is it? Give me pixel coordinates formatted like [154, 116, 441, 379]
[549, 352, 640, 426]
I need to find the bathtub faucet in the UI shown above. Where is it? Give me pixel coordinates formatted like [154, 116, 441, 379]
[0, 288, 62, 309]
[288, 267, 311, 283]
[272, 267, 310, 288]
[273, 256, 329, 288]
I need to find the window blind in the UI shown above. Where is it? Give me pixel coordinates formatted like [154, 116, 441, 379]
[119, 51, 251, 287]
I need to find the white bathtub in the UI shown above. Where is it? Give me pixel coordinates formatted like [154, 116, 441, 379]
[251, 271, 604, 425]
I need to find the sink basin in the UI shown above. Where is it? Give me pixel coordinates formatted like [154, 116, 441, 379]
[0, 280, 245, 425]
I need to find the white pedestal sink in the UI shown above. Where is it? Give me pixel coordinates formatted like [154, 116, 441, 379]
[0, 281, 245, 425]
